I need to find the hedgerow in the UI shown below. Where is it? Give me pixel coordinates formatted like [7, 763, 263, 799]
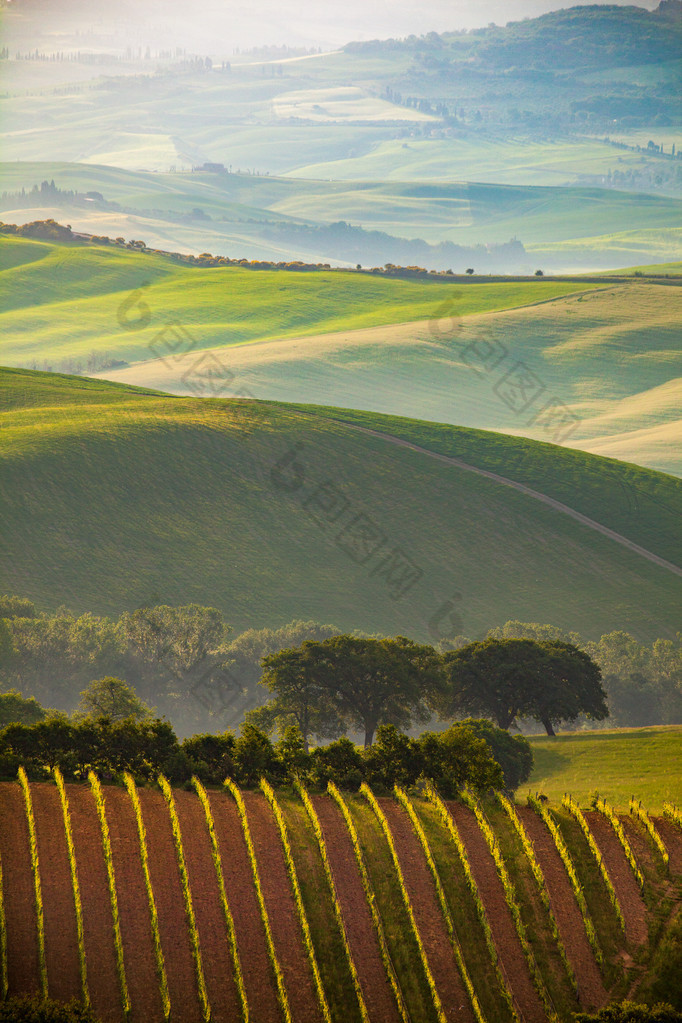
[122, 773, 170, 1019]
[327, 782, 409, 1023]
[393, 786, 486, 1023]
[193, 777, 249, 1023]
[295, 781, 370, 1023]
[53, 768, 89, 1005]
[18, 766, 48, 999]
[88, 771, 130, 1017]
[527, 794, 602, 964]
[224, 777, 292, 1023]
[562, 795, 625, 932]
[158, 775, 210, 1022]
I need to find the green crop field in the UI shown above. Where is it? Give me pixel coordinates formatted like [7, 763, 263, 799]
[528, 725, 682, 811]
[0, 366, 679, 642]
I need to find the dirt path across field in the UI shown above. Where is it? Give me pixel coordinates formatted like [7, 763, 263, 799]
[584, 812, 648, 946]
[138, 788, 202, 1023]
[446, 802, 546, 1023]
[653, 818, 682, 874]
[208, 791, 282, 1023]
[518, 807, 607, 1011]
[30, 784, 81, 1004]
[378, 798, 474, 1023]
[174, 790, 243, 1023]
[102, 786, 164, 1023]
[68, 786, 122, 1023]
[241, 791, 322, 1023]
[312, 794, 403, 1023]
[0, 782, 40, 998]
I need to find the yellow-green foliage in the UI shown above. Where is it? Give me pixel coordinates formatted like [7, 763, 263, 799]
[123, 773, 170, 1020]
[224, 777, 292, 1023]
[193, 777, 249, 1023]
[361, 783, 446, 1023]
[53, 768, 89, 1005]
[629, 799, 669, 868]
[562, 795, 625, 932]
[595, 796, 644, 889]
[424, 782, 517, 1017]
[158, 775, 210, 1023]
[526, 795, 602, 964]
[18, 766, 48, 999]
[89, 771, 130, 1016]
[497, 793, 577, 993]
[0, 850, 8, 1000]
[393, 786, 487, 1023]
[327, 782, 409, 1023]
[460, 789, 555, 1020]
[295, 781, 370, 1023]
[260, 779, 332, 1023]
[663, 801, 682, 830]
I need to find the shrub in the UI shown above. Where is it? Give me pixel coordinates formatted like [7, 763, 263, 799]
[458, 719, 533, 790]
[310, 738, 364, 791]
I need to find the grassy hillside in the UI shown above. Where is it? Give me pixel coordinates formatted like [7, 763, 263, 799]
[528, 725, 682, 811]
[0, 367, 679, 642]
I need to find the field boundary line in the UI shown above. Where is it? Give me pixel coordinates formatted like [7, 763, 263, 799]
[460, 789, 557, 1020]
[527, 795, 603, 965]
[89, 772, 131, 1017]
[54, 768, 89, 1005]
[361, 783, 446, 1023]
[193, 777, 249, 1023]
[327, 782, 410, 1023]
[394, 786, 486, 1023]
[18, 767, 48, 999]
[562, 795, 626, 932]
[497, 793, 577, 993]
[424, 783, 519, 1020]
[123, 773, 171, 1019]
[260, 779, 332, 1023]
[295, 781, 370, 1023]
[224, 777, 293, 1023]
[158, 775, 211, 1022]
[321, 420, 682, 578]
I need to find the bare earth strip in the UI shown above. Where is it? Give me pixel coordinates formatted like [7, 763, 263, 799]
[67, 786, 122, 1023]
[654, 819, 682, 874]
[103, 786, 165, 1023]
[312, 794, 402, 1023]
[241, 791, 322, 1023]
[446, 802, 546, 1023]
[173, 790, 242, 1023]
[378, 798, 474, 1023]
[30, 784, 81, 1003]
[208, 791, 282, 1023]
[0, 782, 40, 998]
[335, 423, 682, 578]
[137, 788, 202, 1023]
[518, 807, 607, 1011]
[583, 812, 648, 946]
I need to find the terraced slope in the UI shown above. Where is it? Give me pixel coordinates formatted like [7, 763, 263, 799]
[1, 368, 681, 643]
[1, 780, 679, 1023]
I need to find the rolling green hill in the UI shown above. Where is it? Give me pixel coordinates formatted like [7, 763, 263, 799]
[1, 366, 679, 644]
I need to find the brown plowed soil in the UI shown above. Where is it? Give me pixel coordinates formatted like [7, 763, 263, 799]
[518, 807, 607, 1011]
[621, 816, 662, 879]
[0, 782, 40, 997]
[208, 790, 282, 1023]
[446, 802, 546, 1023]
[312, 794, 402, 1023]
[30, 784, 81, 1003]
[67, 786, 122, 1023]
[102, 786, 165, 1023]
[378, 798, 473, 1023]
[653, 818, 682, 874]
[584, 812, 648, 946]
[241, 791, 322, 1023]
[137, 788, 202, 1023]
[173, 790, 242, 1023]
